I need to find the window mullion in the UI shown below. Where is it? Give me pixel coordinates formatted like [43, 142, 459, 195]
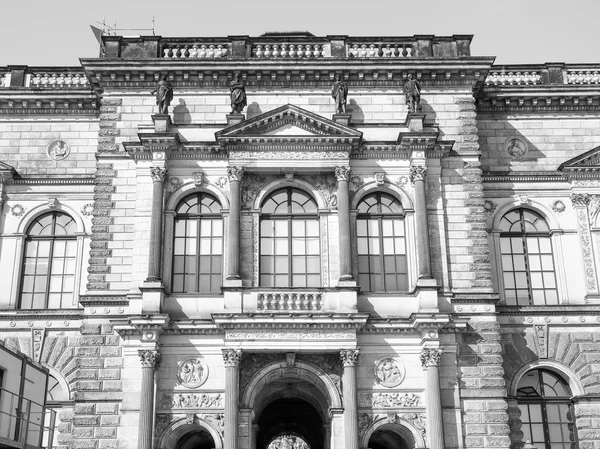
[196, 217, 201, 293]
[45, 236, 55, 308]
[378, 216, 385, 291]
[288, 216, 293, 286]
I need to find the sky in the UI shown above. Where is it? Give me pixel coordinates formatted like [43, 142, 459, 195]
[1, 0, 598, 66]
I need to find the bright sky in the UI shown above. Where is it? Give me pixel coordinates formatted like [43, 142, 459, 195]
[1, 0, 598, 66]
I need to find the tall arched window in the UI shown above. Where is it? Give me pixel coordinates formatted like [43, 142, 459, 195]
[515, 369, 576, 448]
[357, 192, 407, 292]
[260, 188, 320, 287]
[20, 212, 77, 309]
[172, 192, 223, 293]
[499, 208, 558, 305]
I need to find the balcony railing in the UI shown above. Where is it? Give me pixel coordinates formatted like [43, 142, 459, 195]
[257, 291, 323, 311]
[0, 387, 56, 449]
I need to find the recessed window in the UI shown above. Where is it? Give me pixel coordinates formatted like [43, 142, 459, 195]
[172, 193, 223, 293]
[499, 208, 558, 305]
[260, 188, 320, 287]
[515, 369, 576, 448]
[357, 192, 407, 292]
[20, 212, 77, 309]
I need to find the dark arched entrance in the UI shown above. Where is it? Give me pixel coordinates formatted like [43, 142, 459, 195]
[368, 427, 411, 449]
[257, 398, 324, 449]
[175, 429, 215, 449]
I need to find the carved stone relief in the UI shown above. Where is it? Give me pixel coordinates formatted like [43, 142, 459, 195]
[359, 392, 421, 408]
[177, 357, 209, 389]
[374, 358, 405, 388]
[304, 174, 337, 207]
[159, 392, 223, 409]
[242, 174, 270, 208]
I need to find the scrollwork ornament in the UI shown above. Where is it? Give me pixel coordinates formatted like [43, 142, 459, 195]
[334, 166, 351, 182]
[150, 166, 168, 182]
[571, 193, 591, 207]
[222, 348, 242, 366]
[340, 349, 359, 367]
[399, 413, 427, 438]
[420, 348, 442, 368]
[10, 204, 25, 217]
[409, 165, 427, 183]
[139, 349, 161, 368]
[227, 166, 244, 182]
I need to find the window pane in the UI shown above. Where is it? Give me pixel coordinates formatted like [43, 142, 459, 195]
[292, 275, 306, 287]
[306, 256, 320, 273]
[306, 275, 320, 287]
[292, 220, 305, 236]
[357, 238, 368, 254]
[369, 238, 380, 254]
[274, 256, 288, 273]
[212, 238, 222, 254]
[382, 238, 394, 255]
[261, 238, 274, 255]
[357, 220, 367, 236]
[367, 219, 379, 236]
[395, 238, 406, 254]
[275, 239, 288, 255]
[306, 220, 319, 236]
[292, 257, 306, 273]
[306, 238, 319, 254]
[511, 238, 524, 253]
[381, 220, 393, 235]
[292, 239, 306, 254]
[275, 220, 288, 236]
[175, 220, 186, 236]
[261, 256, 274, 273]
[261, 220, 274, 236]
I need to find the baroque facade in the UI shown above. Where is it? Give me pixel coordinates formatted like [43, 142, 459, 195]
[0, 32, 599, 449]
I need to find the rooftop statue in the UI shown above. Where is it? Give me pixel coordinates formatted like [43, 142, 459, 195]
[331, 74, 348, 114]
[403, 74, 422, 113]
[151, 75, 174, 115]
[230, 73, 247, 114]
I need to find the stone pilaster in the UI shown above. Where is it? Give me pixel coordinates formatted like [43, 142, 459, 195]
[138, 349, 161, 449]
[223, 349, 242, 449]
[571, 193, 598, 297]
[335, 166, 354, 284]
[410, 165, 432, 279]
[340, 349, 359, 449]
[147, 166, 167, 281]
[420, 348, 444, 449]
[227, 167, 244, 283]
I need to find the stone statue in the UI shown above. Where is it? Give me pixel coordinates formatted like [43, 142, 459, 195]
[403, 74, 422, 113]
[151, 75, 174, 115]
[230, 73, 247, 114]
[331, 74, 348, 114]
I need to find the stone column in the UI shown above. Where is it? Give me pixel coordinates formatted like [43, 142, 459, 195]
[227, 167, 244, 280]
[340, 349, 360, 449]
[223, 349, 242, 449]
[335, 166, 354, 282]
[147, 166, 167, 281]
[420, 348, 444, 449]
[138, 350, 161, 449]
[410, 165, 432, 279]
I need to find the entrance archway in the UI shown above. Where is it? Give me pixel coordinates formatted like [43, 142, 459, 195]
[258, 399, 322, 449]
[158, 418, 222, 449]
[360, 416, 426, 449]
[176, 428, 215, 449]
[367, 426, 411, 449]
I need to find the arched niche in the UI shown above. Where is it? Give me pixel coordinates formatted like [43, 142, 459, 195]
[158, 416, 223, 449]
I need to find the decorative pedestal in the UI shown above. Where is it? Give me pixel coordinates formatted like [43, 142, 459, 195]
[227, 113, 245, 125]
[332, 113, 352, 126]
[151, 114, 172, 133]
[406, 113, 426, 132]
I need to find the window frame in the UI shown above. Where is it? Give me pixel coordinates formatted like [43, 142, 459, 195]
[259, 187, 321, 288]
[171, 192, 224, 294]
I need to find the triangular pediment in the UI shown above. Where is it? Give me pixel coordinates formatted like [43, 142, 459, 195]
[215, 104, 362, 145]
[0, 161, 16, 181]
[558, 145, 600, 172]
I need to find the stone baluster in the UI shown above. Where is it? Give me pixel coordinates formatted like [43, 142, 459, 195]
[335, 166, 354, 283]
[420, 348, 444, 449]
[223, 349, 242, 449]
[146, 166, 167, 281]
[410, 165, 432, 279]
[138, 350, 161, 449]
[340, 349, 360, 449]
[227, 167, 244, 281]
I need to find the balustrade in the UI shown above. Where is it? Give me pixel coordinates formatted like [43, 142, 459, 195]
[252, 44, 326, 58]
[0, 72, 8, 88]
[347, 43, 413, 58]
[485, 71, 541, 85]
[30, 72, 89, 88]
[257, 292, 323, 311]
[567, 70, 600, 84]
[162, 44, 229, 59]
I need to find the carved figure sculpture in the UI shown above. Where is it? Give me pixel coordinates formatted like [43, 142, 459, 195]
[151, 75, 174, 115]
[403, 74, 422, 113]
[230, 73, 247, 113]
[331, 74, 348, 114]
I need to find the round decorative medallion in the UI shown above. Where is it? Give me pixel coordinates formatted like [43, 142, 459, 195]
[178, 357, 209, 389]
[374, 358, 405, 388]
[505, 137, 528, 159]
[46, 140, 71, 161]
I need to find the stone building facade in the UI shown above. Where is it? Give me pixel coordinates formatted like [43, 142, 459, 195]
[0, 33, 599, 449]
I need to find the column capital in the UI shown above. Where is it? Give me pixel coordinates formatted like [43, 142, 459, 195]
[334, 166, 351, 182]
[420, 348, 442, 368]
[340, 349, 360, 367]
[571, 193, 591, 207]
[222, 348, 242, 366]
[150, 166, 168, 182]
[139, 349, 161, 368]
[227, 166, 244, 182]
[409, 165, 427, 183]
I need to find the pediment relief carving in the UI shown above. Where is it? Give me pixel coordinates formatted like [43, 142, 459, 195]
[559, 145, 600, 174]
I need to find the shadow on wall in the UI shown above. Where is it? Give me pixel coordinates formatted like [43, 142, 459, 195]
[346, 99, 364, 124]
[247, 102, 263, 119]
[173, 99, 192, 125]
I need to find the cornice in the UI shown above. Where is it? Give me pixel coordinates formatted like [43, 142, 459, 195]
[497, 305, 600, 315]
[211, 312, 370, 330]
[451, 293, 500, 304]
[0, 309, 84, 320]
[482, 173, 568, 184]
[78, 295, 129, 306]
[6, 177, 96, 185]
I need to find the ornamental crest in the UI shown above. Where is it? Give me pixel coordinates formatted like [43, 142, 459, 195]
[374, 358, 405, 388]
[177, 357, 209, 388]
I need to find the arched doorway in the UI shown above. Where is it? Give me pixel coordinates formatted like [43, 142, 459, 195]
[360, 416, 426, 449]
[367, 425, 411, 449]
[175, 428, 215, 449]
[158, 419, 222, 449]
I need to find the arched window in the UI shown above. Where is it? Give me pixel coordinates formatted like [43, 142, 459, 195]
[20, 212, 77, 309]
[172, 193, 223, 293]
[499, 208, 558, 305]
[515, 369, 576, 448]
[260, 188, 320, 287]
[357, 192, 407, 292]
